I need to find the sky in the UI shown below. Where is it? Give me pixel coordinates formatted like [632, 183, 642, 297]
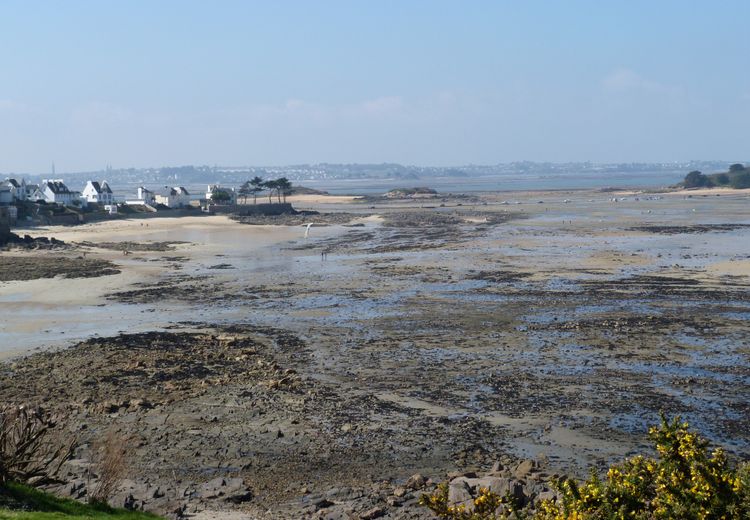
[0, 0, 748, 173]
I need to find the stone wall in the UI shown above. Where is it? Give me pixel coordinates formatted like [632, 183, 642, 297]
[209, 202, 295, 216]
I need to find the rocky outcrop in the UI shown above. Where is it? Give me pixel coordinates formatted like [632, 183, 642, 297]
[0, 231, 65, 249]
[2, 325, 561, 519]
[303, 460, 561, 519]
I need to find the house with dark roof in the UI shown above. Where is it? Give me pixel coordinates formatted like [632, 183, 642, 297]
[38, 180, 74, 205]
[82, 180, 114, 204]
[3, 178, 27, 201]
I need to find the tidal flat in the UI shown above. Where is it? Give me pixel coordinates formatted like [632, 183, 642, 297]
[0, 189, 749, 518]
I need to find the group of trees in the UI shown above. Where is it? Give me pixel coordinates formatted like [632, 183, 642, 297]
[237, 177, 293, 204]
[683, 163, 750, 189]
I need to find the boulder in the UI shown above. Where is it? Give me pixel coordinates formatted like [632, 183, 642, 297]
[490, 461, 504, 474]
[360, 507, 385, 519]
[405, 473, 427, 490]
[537, 489, 560, 503]
[447, 479, 473, 509]
[514, 459, 536, 479]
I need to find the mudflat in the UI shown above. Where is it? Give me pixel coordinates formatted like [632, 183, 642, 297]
[0, 189, 748, 518]
[0, 254, 120, 281]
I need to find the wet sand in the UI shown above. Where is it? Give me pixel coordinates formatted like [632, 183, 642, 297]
[1, 189, 749, 518]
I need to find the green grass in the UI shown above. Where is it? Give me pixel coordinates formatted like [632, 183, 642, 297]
[0, 483, 161, 520]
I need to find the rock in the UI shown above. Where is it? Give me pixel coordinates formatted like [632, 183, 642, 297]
[386, 496, 402, 506]
[447, 479, 473, 508]
[474, 477, 509, 494]
[68, 480, 87, 499]
[514, 459, 536, 479]
[522, 480, 544, 502]
[490, 461, 504, 473]
[475, 477, 526, 504]
[171, 503, 187, 517]
[197, 476, 252, 503]
[123, 494, 139, 511]
[448, 470, 477, 479]
[100, 400, 124, 413]
[325, 487, 361, 500]
[224, 488, 253, 504]
[537, 490, 559, 503]
[537, 452, 549, 467]
[128, 398, 153, 409]
[405, 473, 426, 490]
[392, 486, 407, 497]
[314, 498, 335, 510]
[360, 506, 385, 519]
[314, 507, 352, 520]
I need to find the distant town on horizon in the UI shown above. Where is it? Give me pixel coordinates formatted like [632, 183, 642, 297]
[2, 160, 746, 185]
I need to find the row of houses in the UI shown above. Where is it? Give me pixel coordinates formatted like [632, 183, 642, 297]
[0, 178, 204, 209]
[126, 186, 191, 208]
[1, 178, 114, 206]
[1, 179, 244, 219]
[130, 185, 237, 207]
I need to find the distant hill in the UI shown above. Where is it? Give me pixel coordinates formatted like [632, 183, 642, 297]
[384, 187, 438, 199]
[289, 186, 329, 195]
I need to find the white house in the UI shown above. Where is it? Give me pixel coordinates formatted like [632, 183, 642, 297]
[4, 179, 27, 201]
[154, 186, 190, 208]
[206, 184, 237, 204]
[82, 180, 114, 205]
[38, 180, 74, 205]
[24, 184, 39, 201]
[137, 186, 156, 204]
[175, 186, 190, 207]
[125, 186, 156, 206]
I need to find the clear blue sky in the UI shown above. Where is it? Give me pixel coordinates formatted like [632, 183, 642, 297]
[1, 1, 748, 172]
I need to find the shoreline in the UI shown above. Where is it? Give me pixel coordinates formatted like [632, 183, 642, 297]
[7, 185, 750, 233]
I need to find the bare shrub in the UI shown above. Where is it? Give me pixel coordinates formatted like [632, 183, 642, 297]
[90, 430, 130, 504]
[0, 405, 74, 485]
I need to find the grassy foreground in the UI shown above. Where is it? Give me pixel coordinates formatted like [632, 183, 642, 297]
[0, 482, 161, 520]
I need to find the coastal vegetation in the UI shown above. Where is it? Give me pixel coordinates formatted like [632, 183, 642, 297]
[0, 482, 160, 519]
[238, 177, 293, 204]
[238, 176, 263, 204]
[0, 406, 73, 487]
[421, 417, 750, 519]
[208, 188, 232, 202]
[0, 407, 156, 519]
[682, 164, 750, 189]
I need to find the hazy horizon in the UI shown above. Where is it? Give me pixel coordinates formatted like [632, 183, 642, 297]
[3, 160, 745, 180]
[1, 1, 748, 172]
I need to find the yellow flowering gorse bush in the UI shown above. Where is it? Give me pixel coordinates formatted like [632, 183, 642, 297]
[421, 416, 750, 520]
